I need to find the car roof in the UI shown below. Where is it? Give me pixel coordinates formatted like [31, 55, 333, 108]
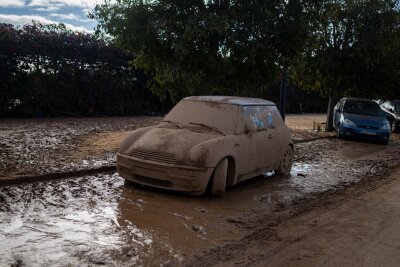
[183, 96, 276, 106]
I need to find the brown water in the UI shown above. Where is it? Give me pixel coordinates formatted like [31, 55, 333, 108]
[1, 139, 399, 266]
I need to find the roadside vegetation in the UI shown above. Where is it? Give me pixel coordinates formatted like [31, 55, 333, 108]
[0, 22, 160, 117]
[91, 0, 400, 130]
[1, 0, 399, 131]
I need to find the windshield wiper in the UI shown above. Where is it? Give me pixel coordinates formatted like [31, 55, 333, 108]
[188, 122, 225, 135]
[162, 119, 184, 129]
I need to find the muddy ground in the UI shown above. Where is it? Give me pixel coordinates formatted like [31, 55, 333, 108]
[0, 117, 161, 180]
[0, 114, 331, 181]
[1, 115, 400, 266]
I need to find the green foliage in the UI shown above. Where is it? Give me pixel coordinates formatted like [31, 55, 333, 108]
[0, 22, 160, 117]
[90, 0, 308, 103]
[292, 0, 400, 99]
[289, 0, 399, 130]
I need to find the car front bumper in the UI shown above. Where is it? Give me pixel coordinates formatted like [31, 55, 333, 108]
[339, 125, 390, 141]
[116, 152, 214, 195]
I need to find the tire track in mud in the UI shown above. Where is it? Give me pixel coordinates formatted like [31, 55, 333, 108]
[0, 166, 115, 186]
[187, 228, 278, 267]
[186, 165, 400, 267]
[227, 164, 400, 267]
[185, 141, 400, 267]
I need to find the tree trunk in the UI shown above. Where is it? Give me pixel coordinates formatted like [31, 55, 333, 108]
[325, 91, 336, 132]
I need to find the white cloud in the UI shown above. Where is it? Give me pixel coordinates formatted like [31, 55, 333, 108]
[28, 0, 100, 9]
[49, 13, 91, 22]
[35, 6, 61, 12]
[0, 0, 25, 7]
[0, 14, 92, 32]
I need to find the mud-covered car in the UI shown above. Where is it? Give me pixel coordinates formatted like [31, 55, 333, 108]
[117, 96, 293, 196]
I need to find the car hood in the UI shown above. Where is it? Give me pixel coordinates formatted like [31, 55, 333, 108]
[343, 113, 387, 128]
[121, 127, 222, 165]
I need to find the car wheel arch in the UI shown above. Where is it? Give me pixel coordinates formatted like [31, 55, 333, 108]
[226, 156, 236, 186]
[207, 155, 237, 187]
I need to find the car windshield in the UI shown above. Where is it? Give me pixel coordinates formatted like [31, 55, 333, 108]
[343, 100, 385, 117]
[162, 100, 239, 135]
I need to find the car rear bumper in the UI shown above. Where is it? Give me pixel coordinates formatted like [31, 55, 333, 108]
[116, 152, 214, 195]
[340, 126, 390, 141]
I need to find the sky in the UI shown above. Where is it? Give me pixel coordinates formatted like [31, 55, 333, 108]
[0, 0, 100, 32]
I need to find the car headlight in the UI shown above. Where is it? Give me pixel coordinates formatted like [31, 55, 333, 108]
[343, 119, 357, 127]
[380, 122, 390, 130]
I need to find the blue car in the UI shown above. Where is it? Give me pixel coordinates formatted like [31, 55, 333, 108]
[333, 98, 391, 144]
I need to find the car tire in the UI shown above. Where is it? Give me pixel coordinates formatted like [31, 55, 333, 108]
[382, 139, 389, 145]
[275, 145, 293, 175]
[211, 158, 228, 197]
[395, 121, 400, 133]
[390, 120, 396, 133]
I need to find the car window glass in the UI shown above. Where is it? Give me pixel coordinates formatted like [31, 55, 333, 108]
[164, 100, 239, 135]
[344, 101, 385, 117]
[241, 105, 280, 131]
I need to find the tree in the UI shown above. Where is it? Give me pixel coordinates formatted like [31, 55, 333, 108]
[90, 0, 308, 103]
[0, 22, 160, 117]
[293, 0, 400, 131]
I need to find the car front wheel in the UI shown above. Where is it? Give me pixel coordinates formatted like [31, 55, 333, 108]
[275, 146, 293, 175]
[211, 158, 228, 197]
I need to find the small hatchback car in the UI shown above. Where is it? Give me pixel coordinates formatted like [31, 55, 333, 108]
[333, 98, 391, 144]
[117, 96, 293, 196]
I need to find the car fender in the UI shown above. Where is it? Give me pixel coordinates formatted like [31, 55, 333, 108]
[189, 136, 237, 169]
[118, 126, 155, 153]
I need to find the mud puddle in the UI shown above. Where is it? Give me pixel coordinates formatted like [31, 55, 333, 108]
[1, 138, 400, 266]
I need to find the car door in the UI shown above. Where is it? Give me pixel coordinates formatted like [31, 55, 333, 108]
[237, 105, 275, 174]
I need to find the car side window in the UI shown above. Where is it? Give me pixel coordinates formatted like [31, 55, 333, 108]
[241, 105, 276, 131]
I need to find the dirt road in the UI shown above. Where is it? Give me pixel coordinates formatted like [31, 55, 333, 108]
[257, 167, 400, 267]
[201, 165, 400, 267]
